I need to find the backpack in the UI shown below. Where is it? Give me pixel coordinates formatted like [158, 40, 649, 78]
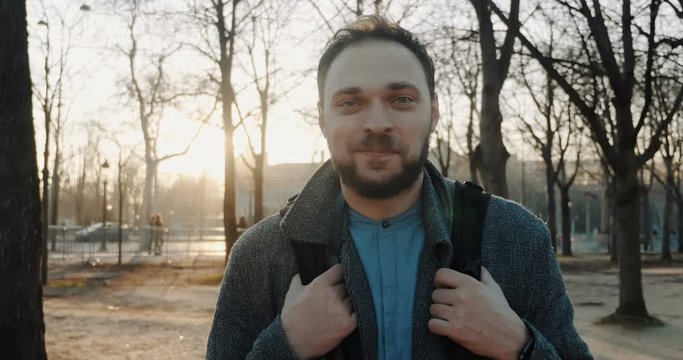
[282, 181, 491, 359]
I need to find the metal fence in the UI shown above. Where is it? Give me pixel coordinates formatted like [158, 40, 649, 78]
[47, 225, 238, 263]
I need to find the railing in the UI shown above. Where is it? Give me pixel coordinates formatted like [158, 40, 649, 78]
[47, 225, 242, 263]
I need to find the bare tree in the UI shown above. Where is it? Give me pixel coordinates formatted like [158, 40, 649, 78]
[515, 57, 583, 255]
[431, 24, 481, 181]
[492, 0, 683, 320]
[185, 0, 262, 262]
[237, 1, 297, 223]
[467, 0, 520, 197]
[651, 78, 683, 259]
[117, 0, 207, 252]
[0, 0, 47, 357]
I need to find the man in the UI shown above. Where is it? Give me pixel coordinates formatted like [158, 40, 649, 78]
[207, 16, 592, 360]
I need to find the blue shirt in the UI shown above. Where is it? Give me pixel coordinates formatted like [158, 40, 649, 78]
[348, 200, 425, 360]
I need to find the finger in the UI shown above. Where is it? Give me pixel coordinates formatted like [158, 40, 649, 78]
[427, 318, 450, 337]
[434, 267, 469, 289]
[350, 312, 358, 331]
[342, 312, 358, 336]
[429, 303, 453, 321]
[332, 283, 346, 299]
[318, 263, 344, 285]
[431, 288, 456, 305]
[342, 296, 354, 314]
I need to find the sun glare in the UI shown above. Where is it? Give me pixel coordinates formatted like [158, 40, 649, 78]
[158, 112, 326, 181]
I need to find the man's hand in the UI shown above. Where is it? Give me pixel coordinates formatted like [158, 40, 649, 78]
[428, 267, 531, 360]
[281, 264, 357, 359]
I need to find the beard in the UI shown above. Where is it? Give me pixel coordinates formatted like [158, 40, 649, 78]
[332, 132, 430, 199]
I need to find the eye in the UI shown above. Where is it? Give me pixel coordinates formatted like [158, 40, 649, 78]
[392, 96, 416, 106]
[338, 100, 359, 108]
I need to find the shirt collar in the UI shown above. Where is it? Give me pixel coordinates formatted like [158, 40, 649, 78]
[347, 198, 423, 230]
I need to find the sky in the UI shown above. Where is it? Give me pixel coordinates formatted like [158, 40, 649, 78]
[27, 0, 339, 181]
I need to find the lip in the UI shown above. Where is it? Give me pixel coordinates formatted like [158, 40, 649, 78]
[357, 150, 398, 159]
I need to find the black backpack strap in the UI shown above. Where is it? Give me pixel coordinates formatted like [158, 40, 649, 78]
[449, 181, 491, 360]
[286, 192, 362, 359]
[450, 181, 490, 280]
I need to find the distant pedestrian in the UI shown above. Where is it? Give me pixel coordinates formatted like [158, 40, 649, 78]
[150, 214, 164, 256]
[237, 216, 248, 230]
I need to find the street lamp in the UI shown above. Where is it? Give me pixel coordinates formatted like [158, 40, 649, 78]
[100, 160, 110, 251]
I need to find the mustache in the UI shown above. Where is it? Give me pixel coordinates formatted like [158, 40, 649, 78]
[355, 134, 402, 152]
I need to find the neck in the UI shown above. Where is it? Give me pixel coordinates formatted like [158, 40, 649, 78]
[341, 173, 423, 221]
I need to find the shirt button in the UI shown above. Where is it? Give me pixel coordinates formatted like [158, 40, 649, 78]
[381, 221, 390, 229]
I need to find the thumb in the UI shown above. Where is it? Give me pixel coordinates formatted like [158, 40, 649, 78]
[289, 273, 303, 291]
[480, 266, 498, 288]
[481, 266, 504, 295]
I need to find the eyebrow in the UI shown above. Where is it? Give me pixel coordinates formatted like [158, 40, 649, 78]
[330, 82, 420, 99]
[387, 81, 420, 92]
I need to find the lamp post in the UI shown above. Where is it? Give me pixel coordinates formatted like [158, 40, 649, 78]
[100, 160, 110, 251]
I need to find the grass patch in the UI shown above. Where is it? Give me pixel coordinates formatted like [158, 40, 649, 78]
[48, 278, 88, 288]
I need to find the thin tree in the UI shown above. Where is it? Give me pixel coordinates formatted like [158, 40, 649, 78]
[117, 0, 206, 252]
[515, 39, 560, 251]
[185, 0, 262, 261]
[515, 61, 583, 255]
[651, 79, 683, 259]
[491, 0, 683, 320]
[0, 0, 47, 357]
[432, 24, 481, 181]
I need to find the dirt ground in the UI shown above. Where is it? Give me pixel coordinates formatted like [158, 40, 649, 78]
[43, 254, 683, 360]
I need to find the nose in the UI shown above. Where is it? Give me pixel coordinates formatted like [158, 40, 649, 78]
[363, 99, 393, 134]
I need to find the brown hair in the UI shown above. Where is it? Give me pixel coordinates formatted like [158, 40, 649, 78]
[317, 15, 435, 105]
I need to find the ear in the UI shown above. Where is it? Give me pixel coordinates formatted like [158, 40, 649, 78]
[318, 100, 328, 139]
[429, 93, 440, 133]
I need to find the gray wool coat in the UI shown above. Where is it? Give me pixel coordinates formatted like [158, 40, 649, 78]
[206, 160, 593, 359]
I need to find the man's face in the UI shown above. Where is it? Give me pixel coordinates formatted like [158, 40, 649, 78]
[319, 39, 439, 198]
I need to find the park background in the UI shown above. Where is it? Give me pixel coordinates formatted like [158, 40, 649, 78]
[1, 0, 683, 359]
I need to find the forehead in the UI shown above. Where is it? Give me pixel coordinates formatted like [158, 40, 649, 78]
[323, 39, 429, 101]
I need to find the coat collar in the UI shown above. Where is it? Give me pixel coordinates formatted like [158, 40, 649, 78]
[279, 159, 453, 255]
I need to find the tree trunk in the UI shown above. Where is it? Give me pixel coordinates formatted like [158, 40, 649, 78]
[467, 94, 479, 184]
[606, 179, 619, 262]
[40, 121, 49, 284]
[614, 166, 648, 317]
[600, 168, 612, 254]
[470, 0, 517, 198]
[678, 200, 683, 253]
[49, 143, 61, 251]
[662, 182, 673, 260]
[142, 158, 154, 220]
[140, 158, 154, 252]
[560, 186, 572, 256]
[0, 0, 48, 355]
[223, 123, 238, 263]
[640, 186, 652, 251]
[253, 154, 264, 223]
[478, 84, 509, 197]
[74, 156, 86, 225]
[216, 0, 240, 264]
[545, 159, 557, 253]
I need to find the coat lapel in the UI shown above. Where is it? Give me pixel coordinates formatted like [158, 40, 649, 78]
[412, 162, 456, 359]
